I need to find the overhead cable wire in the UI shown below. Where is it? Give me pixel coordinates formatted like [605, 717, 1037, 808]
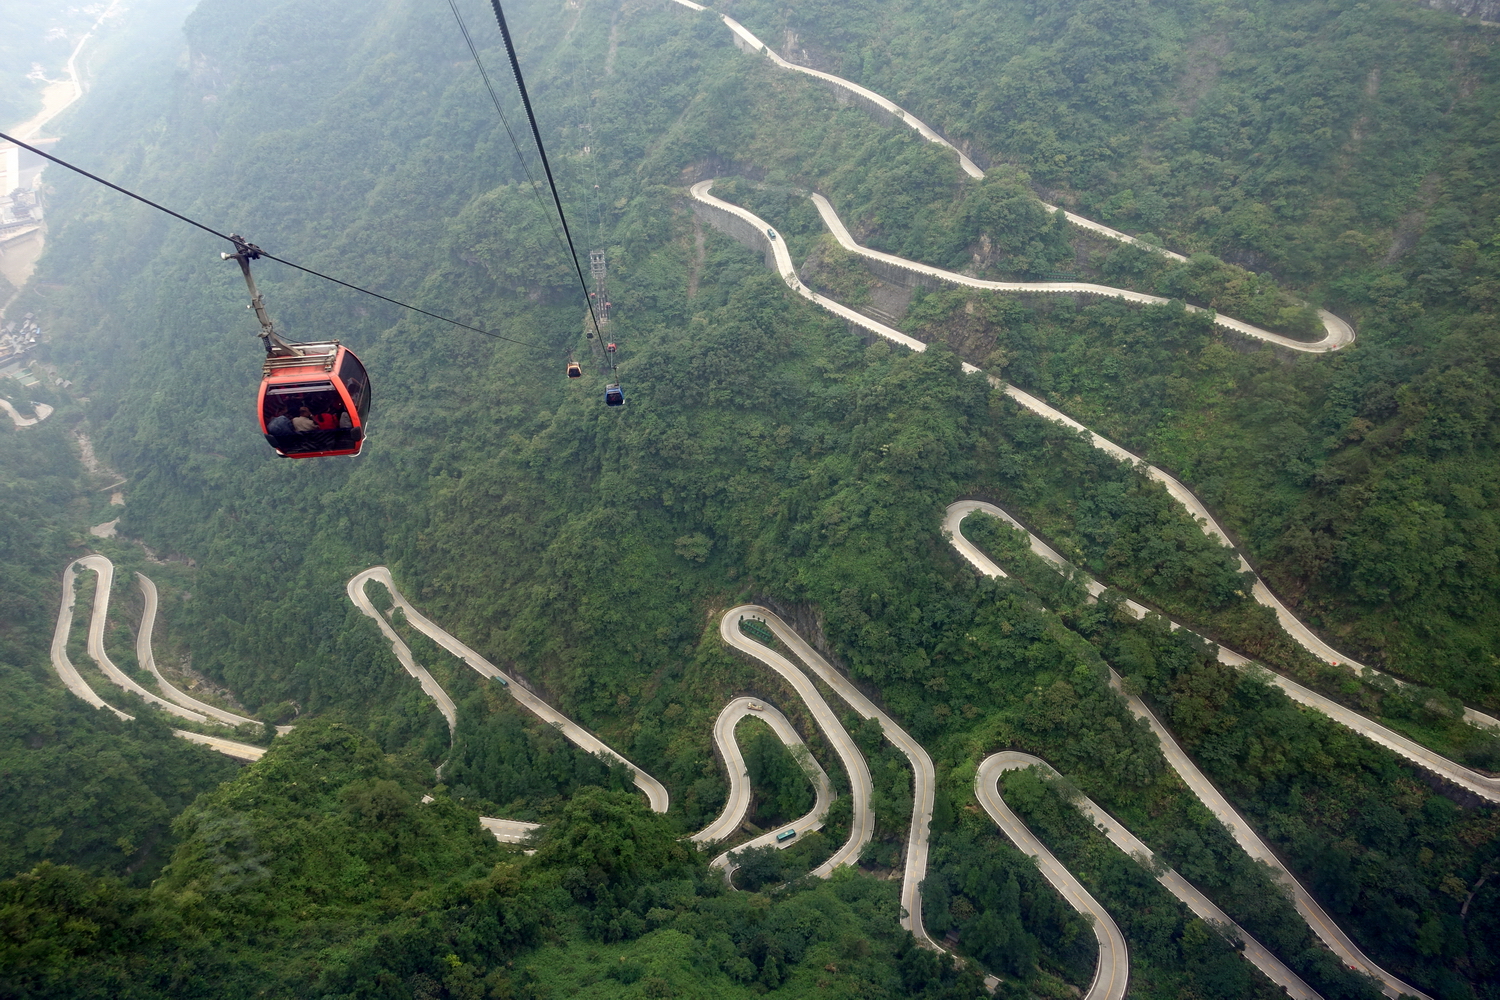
[444, 0, 567, 257]
[0, 130, 548, 351]
[484, 0, 604, 339]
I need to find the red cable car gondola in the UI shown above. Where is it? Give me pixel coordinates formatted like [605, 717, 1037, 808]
[258, 343, 370, 458]
[225, 235, 370, 458]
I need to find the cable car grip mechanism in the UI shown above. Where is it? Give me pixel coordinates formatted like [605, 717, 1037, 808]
[222, 234, 300, 357]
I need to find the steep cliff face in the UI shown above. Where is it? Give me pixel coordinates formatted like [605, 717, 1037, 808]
[1413, 0, 1500, 21]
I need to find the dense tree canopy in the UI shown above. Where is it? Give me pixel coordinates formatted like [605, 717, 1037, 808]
[1, 0, 1496, 996]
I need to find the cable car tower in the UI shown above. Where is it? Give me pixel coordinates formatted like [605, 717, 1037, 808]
[589, 249, 610, 328]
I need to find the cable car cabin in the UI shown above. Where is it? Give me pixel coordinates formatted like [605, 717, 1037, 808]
[566, 360, 583, 378]
[604, 382, 624, 407]
[258, 342, 370, 458]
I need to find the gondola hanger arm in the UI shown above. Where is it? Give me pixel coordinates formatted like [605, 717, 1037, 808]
[222, 234, 299, 356]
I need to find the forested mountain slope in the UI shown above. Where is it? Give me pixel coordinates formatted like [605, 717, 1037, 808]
[721, 0, 1500, 705]
[2, 0, 1497, 997]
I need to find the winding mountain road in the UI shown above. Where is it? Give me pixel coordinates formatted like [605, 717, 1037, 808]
[692, 696, 834, 850]
[348, 567, 669, 813]
[696, 153, 1459, 992]
[135, 572, 263, 728]
[49, 560, 265, 761]
[691, 180, 1500, 738]
[723, 606, 938, 949]
[948, 501, 1435, 999]
[980, 753, 1323, 1000]
[674, 1, 1497, 733]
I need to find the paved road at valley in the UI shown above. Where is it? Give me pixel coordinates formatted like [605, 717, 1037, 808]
[948, 501, 1436, 999]
[8, 0, 122, 143]
[0, 400, 53, 427]
[348, 567, 670, 813]
[2, 0, 122, 323]
[692, 696, 834, 853]
[725, 606, 938, 949]
[719, 609, 874, 875]
[975, 754, 1130, 1000]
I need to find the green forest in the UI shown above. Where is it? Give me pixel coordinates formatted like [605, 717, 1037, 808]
[1, 0, 1498, 997]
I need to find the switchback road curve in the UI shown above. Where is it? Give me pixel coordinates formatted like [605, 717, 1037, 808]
[978, 753, 1322, 1000]
[692, 696, 834, 866]
[723, 606, 939, 950]
[949, 502, 1434, 999]
[348, 567, 670, 812]
[49, 559, 265, 762]
[689, 181, 1500, 736]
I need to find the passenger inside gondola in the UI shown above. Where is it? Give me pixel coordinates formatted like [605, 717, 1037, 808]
[262, 384, 358, 454]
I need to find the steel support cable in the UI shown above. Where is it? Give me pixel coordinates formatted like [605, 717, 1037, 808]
[485, 0, 604, 340]
[0, 129, 548, 352]
[444, 0, 568, 260]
